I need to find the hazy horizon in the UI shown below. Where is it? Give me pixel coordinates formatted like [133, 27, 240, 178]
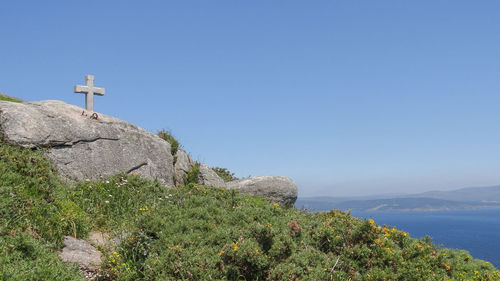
[297, 182, 500, 198]
[2, 1, 500, 197]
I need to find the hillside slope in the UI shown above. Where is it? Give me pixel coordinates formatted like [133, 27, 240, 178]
[1, 141, 499, 280]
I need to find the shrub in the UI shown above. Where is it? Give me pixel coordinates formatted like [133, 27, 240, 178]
[183, 163, 200, 185]
[212, 166, 238, 182]
[156, 129, 180, 160]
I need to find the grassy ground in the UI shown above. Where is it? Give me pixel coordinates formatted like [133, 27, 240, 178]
[0, 96, 22, 103]
[1, 141, 499, 280]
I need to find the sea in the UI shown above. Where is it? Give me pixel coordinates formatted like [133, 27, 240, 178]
[350, 209, 500, 269]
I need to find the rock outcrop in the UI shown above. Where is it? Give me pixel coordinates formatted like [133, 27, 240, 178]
[0, 100, 175, 186]
[0, 99, 298, 204]
[226, 176, 298, 206]
[173, 149, 195, 185]
[198, 163, 226, 187]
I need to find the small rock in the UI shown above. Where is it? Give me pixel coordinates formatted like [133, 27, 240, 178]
[59, 236, 102, 271]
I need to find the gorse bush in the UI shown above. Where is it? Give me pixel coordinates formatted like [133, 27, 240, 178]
[1, 141, 500, 280]
[212, 166, 239, 182]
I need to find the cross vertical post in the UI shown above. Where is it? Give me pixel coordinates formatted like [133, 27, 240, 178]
[74, 75, 105, 112]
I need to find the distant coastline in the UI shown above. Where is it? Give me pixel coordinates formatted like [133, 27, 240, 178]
[296, 185, 500, 212]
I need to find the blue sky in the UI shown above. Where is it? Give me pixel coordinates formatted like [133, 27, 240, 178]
[1, 1, 499, 197]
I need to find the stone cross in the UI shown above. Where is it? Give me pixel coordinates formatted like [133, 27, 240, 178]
[74, 75, 105, 112]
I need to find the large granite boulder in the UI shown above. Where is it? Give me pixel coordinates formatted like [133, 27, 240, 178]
[226, 176, 298, 206]
[0, 100, 175, 186]
[195, 165, 298, 205]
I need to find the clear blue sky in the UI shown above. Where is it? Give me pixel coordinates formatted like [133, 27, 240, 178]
[2, 1, 499, 197]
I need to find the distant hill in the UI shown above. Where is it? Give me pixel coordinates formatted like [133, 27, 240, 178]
[297, 185, 500, 212]
[408, 185, 500, 203]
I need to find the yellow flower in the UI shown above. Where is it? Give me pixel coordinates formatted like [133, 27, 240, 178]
[368, 219, 375, 225]
[273, 203, 279, 207]
[219, 250, 225, 256]
[233, 245, 239, 251]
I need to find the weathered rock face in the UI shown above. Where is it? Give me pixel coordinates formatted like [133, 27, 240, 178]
[198, 163, 226, 187]
[0, 100, 175, 186]
[226, 176, 298, 206]
[174, 149, 195, 185]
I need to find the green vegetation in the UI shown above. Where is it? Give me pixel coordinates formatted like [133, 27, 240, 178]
[1, 141, 500, 280]
[183, 162, 200, 186]
[212, 166, 239, 182]
[0, 142, 87, 280]
[0, 95, 22, 103]
[157, 129, 180, 163]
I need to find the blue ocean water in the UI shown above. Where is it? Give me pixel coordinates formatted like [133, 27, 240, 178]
[351, 209, 500, 269]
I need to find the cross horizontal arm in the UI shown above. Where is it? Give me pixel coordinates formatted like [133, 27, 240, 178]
[93, 87, 105, 96]
[74, 85, 89, 93]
